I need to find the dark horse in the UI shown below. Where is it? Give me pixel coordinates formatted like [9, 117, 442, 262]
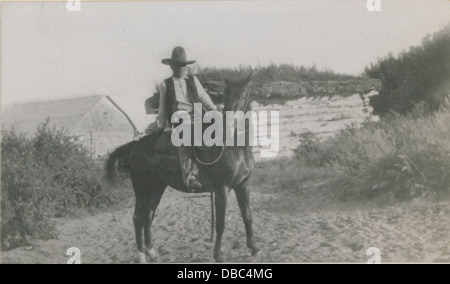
[106, 74, 259, 263]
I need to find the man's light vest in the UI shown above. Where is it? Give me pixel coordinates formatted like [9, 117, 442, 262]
[164, 75, 203, 127]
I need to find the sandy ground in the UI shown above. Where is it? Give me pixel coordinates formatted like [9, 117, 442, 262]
[1, 182, 449, 264]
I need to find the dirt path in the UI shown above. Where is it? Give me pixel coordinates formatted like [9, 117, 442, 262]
[2, 184, 449, 263]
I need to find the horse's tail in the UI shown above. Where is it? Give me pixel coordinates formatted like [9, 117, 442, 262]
[105, 140, 137, 183]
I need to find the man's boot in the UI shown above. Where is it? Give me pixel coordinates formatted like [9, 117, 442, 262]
[179, 145, 202, 192]
[187, 173, 202, 192]
[187, 161, 202, 192]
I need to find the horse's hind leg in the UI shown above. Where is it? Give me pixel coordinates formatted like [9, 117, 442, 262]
[132, 187, 147, 263]
[235, 185, 260, 256]
[143, 180, 166, 262]
[131, 173, 153, 263]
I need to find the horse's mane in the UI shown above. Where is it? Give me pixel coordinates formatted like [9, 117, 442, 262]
[227, 76, 253, 155]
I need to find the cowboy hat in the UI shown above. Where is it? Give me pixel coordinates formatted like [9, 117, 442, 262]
[161, 46, 196, 66]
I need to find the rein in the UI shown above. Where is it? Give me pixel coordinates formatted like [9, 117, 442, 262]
[193, 109, 226, 166]
[193, 97, 251, 166]
[193, 144, 225, 166]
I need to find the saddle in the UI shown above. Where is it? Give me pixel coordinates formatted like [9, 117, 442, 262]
[153, 130, 210, 193]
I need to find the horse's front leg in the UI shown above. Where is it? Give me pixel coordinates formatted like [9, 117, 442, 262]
[235, 185, 260, 256]
[213, 185, 228, 262]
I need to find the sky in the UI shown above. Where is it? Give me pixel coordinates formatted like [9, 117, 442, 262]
[1, 0, 450, 131]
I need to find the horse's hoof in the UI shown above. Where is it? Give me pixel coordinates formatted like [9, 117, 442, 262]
[250, 247, 260, 257]
[145, 247, 161, 262]
[213, 251, 224, 263]
[136, 252, 148, 264]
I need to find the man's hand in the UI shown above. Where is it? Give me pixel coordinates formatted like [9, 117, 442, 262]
[216, 104, 224, 112]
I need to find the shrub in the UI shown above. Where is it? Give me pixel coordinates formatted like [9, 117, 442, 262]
[1, 131, 57, 249]
[365, 24, 450, 116]
[1, 121, 127, 250]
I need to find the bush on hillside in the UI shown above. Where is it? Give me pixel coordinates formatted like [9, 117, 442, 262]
[197, 63, 357, 85]
[365, 24, 450, 116]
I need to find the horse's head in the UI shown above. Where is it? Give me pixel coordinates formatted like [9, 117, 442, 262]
[223, 72, 253, 112]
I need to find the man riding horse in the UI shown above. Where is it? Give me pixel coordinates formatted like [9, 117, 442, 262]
[107, 65, 258, 262]
[156, 46, 217, 192]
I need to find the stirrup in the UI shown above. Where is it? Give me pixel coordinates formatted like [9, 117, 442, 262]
[187, 177, 202, 192]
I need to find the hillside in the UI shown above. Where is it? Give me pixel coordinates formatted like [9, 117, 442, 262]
[198, 66, 381, 161]
[251, 90, 379, 161]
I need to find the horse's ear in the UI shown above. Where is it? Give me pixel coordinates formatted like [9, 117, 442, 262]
[243, 71, 253, 85]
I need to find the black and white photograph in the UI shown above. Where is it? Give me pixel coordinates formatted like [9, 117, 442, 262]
[1, 0, 449, 265]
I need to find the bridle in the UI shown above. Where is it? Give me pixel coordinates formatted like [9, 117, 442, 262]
[193, 92, 250, 166]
